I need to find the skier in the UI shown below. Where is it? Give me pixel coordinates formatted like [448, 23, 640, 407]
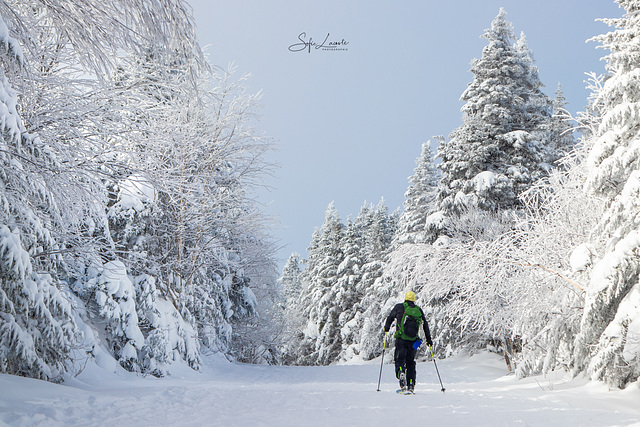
[384, 291, 432, 393]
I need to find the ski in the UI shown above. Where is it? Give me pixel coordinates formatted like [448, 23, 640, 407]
[396, 389, 415, 395]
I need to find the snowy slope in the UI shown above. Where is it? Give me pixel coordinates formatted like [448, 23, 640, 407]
[0, 352, 639, 427]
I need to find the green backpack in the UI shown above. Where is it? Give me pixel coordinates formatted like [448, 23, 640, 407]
[395, 302, 423, 341]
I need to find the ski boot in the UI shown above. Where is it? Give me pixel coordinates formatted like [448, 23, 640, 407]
[398, 371, 407, 393]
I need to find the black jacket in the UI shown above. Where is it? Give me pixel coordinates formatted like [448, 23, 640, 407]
[384, 301, 432, 344]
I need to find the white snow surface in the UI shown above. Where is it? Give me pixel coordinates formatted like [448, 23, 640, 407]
[1, 352, 639, 427]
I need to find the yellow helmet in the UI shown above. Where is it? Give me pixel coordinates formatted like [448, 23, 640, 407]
[404, 291, 416, 302]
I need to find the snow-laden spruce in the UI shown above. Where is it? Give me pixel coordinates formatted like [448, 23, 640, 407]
[287, 202, 345, 365]
[280, 252, 303, 313]
[548, 84, 576, 165]
[576, 0, 640, 388]
[284, 201, 397, 365]
[279, 252, 304, 358]
[395, 142, 441, 245]
[0, 21, 77, 381]
[437, 8, 555, 215]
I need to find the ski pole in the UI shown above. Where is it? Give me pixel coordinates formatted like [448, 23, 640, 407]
[429, 344, 446, 393]
[376, 332, 388, 392]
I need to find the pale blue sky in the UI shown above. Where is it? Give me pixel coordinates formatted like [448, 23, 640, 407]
[187, 0, 622, 268]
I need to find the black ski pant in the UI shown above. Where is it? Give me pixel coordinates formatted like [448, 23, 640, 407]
[394, 338, 417, 385]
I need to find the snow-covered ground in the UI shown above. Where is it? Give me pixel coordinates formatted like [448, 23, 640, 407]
[1, 352, 639, 427]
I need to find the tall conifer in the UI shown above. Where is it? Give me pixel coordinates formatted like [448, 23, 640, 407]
[576, 0, 640, 388]
[438, 8, 551, 214]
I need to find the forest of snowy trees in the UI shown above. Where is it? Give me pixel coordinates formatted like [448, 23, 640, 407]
[281, 4, 640, 389]
[0, 0, 279, 381]
[2, 1, 640, 391]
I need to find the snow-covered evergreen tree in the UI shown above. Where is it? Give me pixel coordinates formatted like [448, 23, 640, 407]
[280, 252, 303, 310]
[334, 218, 365, 360]
[285, 199, 399, 365]
[89, 261, 146, 372]
[547, 84, 576, 165]
[278, 252, 305, 361]
[0, 17, 77, 381]
[337, 200, 397, 361]
[514, 32, 554, 142]
[133, 273, 200, 375]
[437, 8, 551, 215]
[395, 142, 441, 245]
[292, 203, 345, 365]
[575, 0, 640, 388]
[101, 175, 200, 374]
[362, 200, 397, 263]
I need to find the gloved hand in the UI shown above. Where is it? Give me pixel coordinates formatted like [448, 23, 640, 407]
[383, 328, 389, 333]
[426, 337, 433, 347]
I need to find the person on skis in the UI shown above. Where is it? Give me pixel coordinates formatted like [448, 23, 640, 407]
[384, 291, 432, 393]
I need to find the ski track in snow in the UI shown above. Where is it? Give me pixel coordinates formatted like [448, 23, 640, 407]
[0, 352, 639, 427]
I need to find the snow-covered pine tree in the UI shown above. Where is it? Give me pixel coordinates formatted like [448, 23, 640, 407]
[419, 10, 553, 363]
[395, 142, 441, 245]
[133, 273, 200, 375]
[89, 261, 146, 372]
[283, 199, 399, 364]
[0, 18, 78, 381]
[362, 200, 397, 264]
[281, 230, 320, 365]
[103, 175, 200, 375]
[336, 200, 398, 361]
[514, 32, 554, 142]
[547, 84, 576, 166]
[335, 217, 365, 360]
[292, 202, 345, 365]
[280, 252, 304, 311]
[278, 252, 305, 362]
[437, 8, 550, 215]
[360, 201, 398, 305]
[575, 0, 640, 388]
